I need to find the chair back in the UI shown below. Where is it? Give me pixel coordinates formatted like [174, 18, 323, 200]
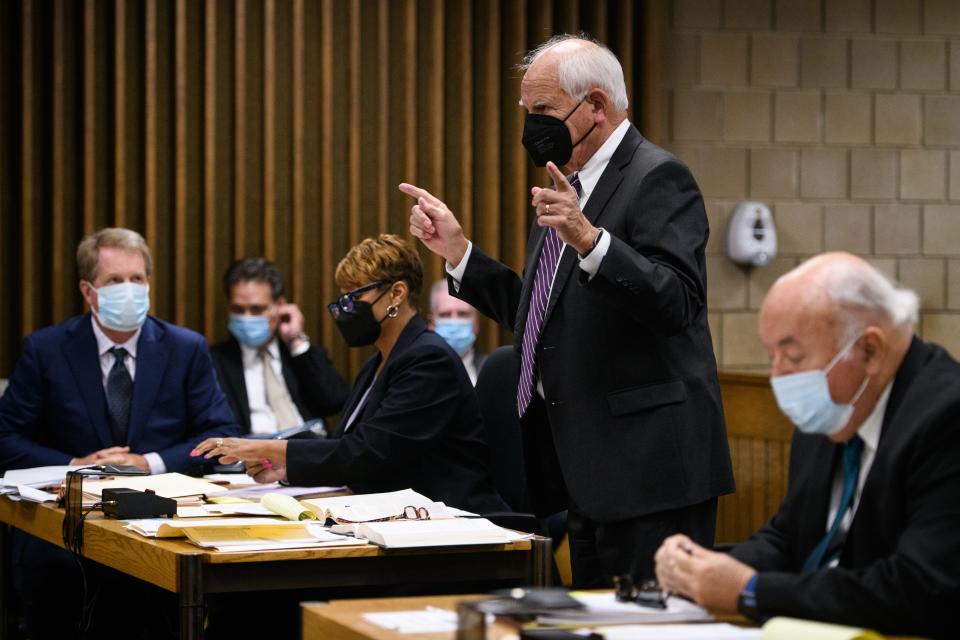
[474, 345, 530, 512]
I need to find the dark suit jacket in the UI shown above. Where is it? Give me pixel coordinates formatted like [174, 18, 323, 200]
[285, 315, 508, 514]
[455, 124, 734, 523]
[730, 337, 960, 638]
[0, 314, 240, 474]
[210, 337, 349, 434]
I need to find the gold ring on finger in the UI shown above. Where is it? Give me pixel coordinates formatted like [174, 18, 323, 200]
[546, 203, 551, 213]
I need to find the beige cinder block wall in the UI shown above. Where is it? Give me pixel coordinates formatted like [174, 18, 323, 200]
[661, 0, 960, 371]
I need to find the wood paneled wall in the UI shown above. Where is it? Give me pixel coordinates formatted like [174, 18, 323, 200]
[716, 372, 794, 544]
[0, 0, 656, 381]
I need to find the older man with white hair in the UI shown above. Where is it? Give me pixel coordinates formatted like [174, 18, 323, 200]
[655, 252, 960, 638]
[401, 34, 733, 587]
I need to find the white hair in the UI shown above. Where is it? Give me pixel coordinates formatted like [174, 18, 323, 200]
[815, 260, 919, 344]
[520, 34, 629, 112]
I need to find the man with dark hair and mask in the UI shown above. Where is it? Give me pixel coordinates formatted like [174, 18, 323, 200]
[655, 253, 960, 639]
[211, 257, 349, 435]
[0, 227, 239, 636]
[399, 35, 734, 588]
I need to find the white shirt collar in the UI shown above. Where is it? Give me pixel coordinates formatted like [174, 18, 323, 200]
[855, 380, 892, 453]
[240, 337, 280, 367]
[576, 119, 632, 202]
[90, 315, 140, 358]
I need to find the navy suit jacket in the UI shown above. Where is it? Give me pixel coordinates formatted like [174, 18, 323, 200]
[285, 315, 507, 514]
[0, 314, 240, 474]
[731, 338, 960, 638]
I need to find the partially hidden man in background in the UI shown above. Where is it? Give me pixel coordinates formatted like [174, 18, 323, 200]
[0, 227, 239, 637]
[211, 257, 349, 435]
[401, 35, 734, 587]
[656, 253, 960, 639]
[427, 279, 487, 385]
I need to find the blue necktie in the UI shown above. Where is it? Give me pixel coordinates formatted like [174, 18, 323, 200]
[517, 174, 583, 417]
[106, 347, 133, 445]
[803, 435, 864, 572]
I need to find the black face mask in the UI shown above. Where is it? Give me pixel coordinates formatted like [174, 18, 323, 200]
[333, 291, 391, 347]
[521, 98, 597, 167]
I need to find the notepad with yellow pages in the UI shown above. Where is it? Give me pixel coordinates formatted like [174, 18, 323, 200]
[761, 617, 884, 640]
[123, 517, 364, 551]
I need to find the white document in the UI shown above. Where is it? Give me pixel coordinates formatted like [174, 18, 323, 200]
[84, 472, 228, 498]
[304, 488, 453, 523]
[14, 485, 58, 503]
[1, 465, 83, 488]
[202, 503, 275, 516]
[356, 517, 528, 548]
[362, 607, 458, 634]
[595, 623, 761, 639]
[537, 592, 712, 626]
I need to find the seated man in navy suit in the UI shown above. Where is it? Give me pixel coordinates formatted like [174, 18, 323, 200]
[0, 227, 239, 636]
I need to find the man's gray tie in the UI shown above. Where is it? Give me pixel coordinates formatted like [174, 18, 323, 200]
[517, 173, 583, 417]
[106, 346, 133, 445]
[261, 349, 301, 429]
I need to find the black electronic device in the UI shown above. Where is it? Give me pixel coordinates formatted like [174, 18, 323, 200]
[101, 488, 177, 519]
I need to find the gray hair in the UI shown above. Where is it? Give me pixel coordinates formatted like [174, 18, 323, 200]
[815, 261, 919, 344]
[77, 227, 153, 283]
[520, 34, 629, 112]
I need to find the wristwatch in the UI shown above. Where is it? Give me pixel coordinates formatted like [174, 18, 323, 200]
[578, 227, 605, 259]
[737, 574, 759, 620]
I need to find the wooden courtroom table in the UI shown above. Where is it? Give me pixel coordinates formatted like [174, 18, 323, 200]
[0, 499, 551, 640]
[302, 594, 516, 640]
[302, 594, 929, 640]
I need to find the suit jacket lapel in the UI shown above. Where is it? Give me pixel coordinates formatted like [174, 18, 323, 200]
[541, 130, 640, 326]
[128, 319, 169, 446]
[62, 316, 113, 449]
[333, 360, 378, 438]
[797, 437, 843, 562]
[221, 339, 252, 432]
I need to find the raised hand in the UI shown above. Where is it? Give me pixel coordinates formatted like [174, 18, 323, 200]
[531, 161, 598, 255]
[399, 183, 470, 267]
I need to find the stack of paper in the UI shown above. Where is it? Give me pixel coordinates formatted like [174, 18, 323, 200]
[83, 472, 227, 500]
[594, 623, 760, 639]
[353, 518, 531, 548]
[0, 465, 82, 502]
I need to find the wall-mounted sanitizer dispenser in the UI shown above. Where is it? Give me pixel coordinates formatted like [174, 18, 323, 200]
[726, 201, 777, 267]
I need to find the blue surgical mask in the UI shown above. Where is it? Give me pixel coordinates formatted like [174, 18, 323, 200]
[770, 334, 870, 436]
[228, 314, 273, 348]
[434, 318, 476, 356]
[95, 282, 150, 332]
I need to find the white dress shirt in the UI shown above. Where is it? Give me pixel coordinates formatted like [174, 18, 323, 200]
[461, 350, 478, 386]
[240, 338, 304, 435]
[823, 380, 892, 566]
[90, 317, 165, 474]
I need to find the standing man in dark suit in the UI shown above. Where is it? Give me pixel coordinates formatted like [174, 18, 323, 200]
[400, 35, 734, 587]
[427, 279, 487, 385]
[0, 227, 240, 636]
[211, 258, 349, 435]
[656, 253, 960, 639]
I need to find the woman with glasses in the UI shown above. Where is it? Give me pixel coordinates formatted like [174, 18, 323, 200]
[193, 234, 507, 514]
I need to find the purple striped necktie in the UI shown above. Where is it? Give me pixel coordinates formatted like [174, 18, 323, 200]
[517, 173, 582, 417]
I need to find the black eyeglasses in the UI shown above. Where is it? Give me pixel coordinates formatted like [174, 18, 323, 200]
[613, 575, 667, 610]
[327, 281, 385, 319]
